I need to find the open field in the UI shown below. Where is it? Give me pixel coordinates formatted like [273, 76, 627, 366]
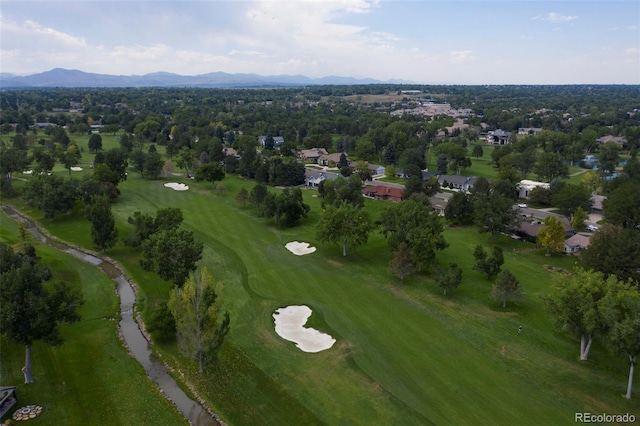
[6, 172, 637, 425]
[0, 214, 187, 425]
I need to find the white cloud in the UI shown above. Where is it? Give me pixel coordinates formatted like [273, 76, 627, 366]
[546, 12, 577, 23]
[24, 20, 86, 46]
[626, 47, 640, 56]
[450, 50, 475, 63]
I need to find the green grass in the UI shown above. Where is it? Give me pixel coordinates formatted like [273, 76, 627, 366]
[4, 173, 639, 425]
[0, 212, 187, 425]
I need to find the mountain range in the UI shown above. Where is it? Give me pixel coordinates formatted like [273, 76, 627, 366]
[0, 68, 410, 88]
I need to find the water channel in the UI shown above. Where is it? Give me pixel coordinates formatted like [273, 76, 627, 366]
[1, 205, 219, 426]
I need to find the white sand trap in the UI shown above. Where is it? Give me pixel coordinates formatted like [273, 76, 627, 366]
[285, 241, 316, 256]
[164, 182, 189, 191]
[70, 166, 83, 171]
[273, 305, 336, 353]
[22, 170, 33, 174]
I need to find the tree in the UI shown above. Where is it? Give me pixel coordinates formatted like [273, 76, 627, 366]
[316, 201, 374, 256]
[472, 144, 484, 159]
[544, 268, 610, 361]
[436, 154, 448, 175]
[492, 269, 522, 308]
[318, 174, 364, 208]
[379, 200, 448, 271]
[195, 162, 225, 189]
[598, 141, 621, 174]
[58, 143, 82, 177]
[0, 243, 83, 383]
[129, 149, 146, 177]
[582, 224, 640, 282]
[551, 184, 592, 217]
[126, 207, 183, 247]
[473, 245, 504, 280]
[603, 181, 640, 229]
[144, 150, 164, 179]
[168, 267, 230, 373]
[236, 188, 249, 207]
[262, 188, 310, 227]
[177, 146, 195, 177]
[88, 133, 103, 152]
[250, 183, 269, 214]
[537, 216, 565, 256]
[528, 185, 552, 206]
[437, 263, 463, 295]
[86, 195, 118, 252]
[535, 152, 568, 181]
[140, 229, 204, 287]
[599, 279, 640, 399]
[444, 192, 475, 225]
[571, 206, 588, 232]
[24, 174, 79, 218]
[474, 191, 520, 238]
[102, 148, 129, 184]
[389, 242, 415, 281]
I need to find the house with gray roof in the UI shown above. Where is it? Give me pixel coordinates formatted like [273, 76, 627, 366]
[437, 174, 477, 193]
[485, 129, 511, 145]
[564, 233, 591, 255]
[518, 127, 543, 136]
[304, 171, 340, 188]
[258, 135, 285, 149]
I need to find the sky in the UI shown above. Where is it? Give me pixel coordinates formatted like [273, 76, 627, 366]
[1, 0, 639, 84]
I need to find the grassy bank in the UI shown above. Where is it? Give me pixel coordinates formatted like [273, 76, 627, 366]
[0, 212, 187, 425]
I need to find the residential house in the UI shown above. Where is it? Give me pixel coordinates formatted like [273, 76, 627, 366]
[591, 194, 606, 212]
[223, 147, 240, 159]
[421, 170, 438, 181]
[596, 135, 627, 146]
[318, 152, 347, 167]
[437, 175, 477, 193]
[362, 185, 403, 202]
[564, 233, 591, 255]
[518, 127, 543, 136]
[485, 129, 511, 145]
[299, 148, 329, 164]
[429, 192, 451, 216]
[304, 171, 340, 188]
[367, 163, 386, 176]
[258, 135, 285, 149]
[518, 180, 550, 199]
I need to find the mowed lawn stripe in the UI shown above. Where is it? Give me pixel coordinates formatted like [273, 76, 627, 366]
[31, 176, 639, 425]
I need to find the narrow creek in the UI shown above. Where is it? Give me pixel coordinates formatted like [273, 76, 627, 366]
[2, 205, 219, 426]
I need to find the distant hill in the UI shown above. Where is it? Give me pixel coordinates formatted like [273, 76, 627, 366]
[0, 68, 409, 88]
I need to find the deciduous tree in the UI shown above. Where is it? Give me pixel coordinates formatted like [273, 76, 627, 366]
[473, 245, 504, 279]
[599, 279, 640, 399]
[437, 262, 463, 295]
[195, 162, 225, 189]
[380, 199, 448, 271]
[544, 268, 610, 361]
[86, 195, 118, 252]
[389, 241, 415, 281]
[582, 224, 640, 282]
[492, 269, 522, 308]
[168, 267, 230, 373]
[0, 243, 83, 383]
[537, 216, 565, 256]
[316, 201, 374, 256]
[140, 229, 203, 287]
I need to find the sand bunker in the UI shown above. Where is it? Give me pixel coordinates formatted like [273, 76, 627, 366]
[285, 241, 316, 256]
[70, 166, 83, 171]
[273, 305, 336, 353]
[22, 170, 34, 175]
[164, 182, 189, 191]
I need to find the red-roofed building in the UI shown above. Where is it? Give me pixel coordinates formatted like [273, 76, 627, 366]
[363, 185, 403, 202]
